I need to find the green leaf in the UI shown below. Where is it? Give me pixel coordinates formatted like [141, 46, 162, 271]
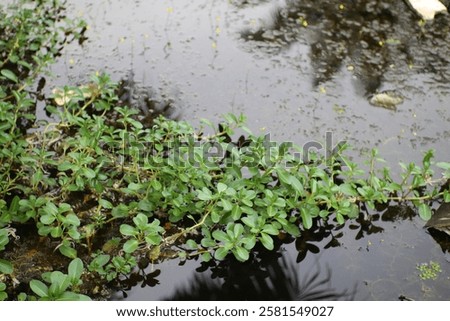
[262, 224, 279, 235]
[347, 203, 359, 219]
[144, 234, 161, 245]
[123, 239, 139, 253]
[214, 247, 229, 260]
[138, 199, 153, 212]
[8, 195, 20, 213]
[276, 168, 290, 184]
[99, 199, 113, 209]
[1, 69, 18, 83]
[197, 188, 213, 201]
[65, 213, 80, 226]
[211, 210, 221, 223]
[259, 232, 274, 250]
[81, 167, 96, 179]
[418, 203, 432, 221]
[59, 245, 77, 259]
[339, 183, 358, 196]
[233, 223, 244, 238]
[220, 198, 233, 212]
[112, 204, 129, 218]
[68, 258, 83, 281]
[241, 215, 257, 228]
[58, 162, 73, 171]
[120, 224, 137, 237]
[17, 293, 27, 301]
[300, 208, 313, 229]
[201, 237, 216, 248]
[44, 202, 58, 217]
[231, 204, 242, 220]
[201, 252, 212, 262]
[68, 228, 81, 240]
[232, 246, 249, 262]
[217, 182, 227, 193]
[289, 176, 304, 194]
[241, 235, 256, 250]
[91, 254, 110, 268]
[212, 230, 229, 242]
[444, 190, 450, 203]
[58, 292, 91, 301]
[0, 259, 13, 274]
[50, 226, 63, 238]
[49, 271, 70, 296]
[336, 213, 345, 225]
[39, 214, 55, 225]
[30, 280, 49, 298]
[133, 213, 148, 229]
[185, 239, 198, 250]
[284, 223, 300, 237]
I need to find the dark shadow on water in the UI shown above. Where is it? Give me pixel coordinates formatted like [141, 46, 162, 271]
[164, 251, 355, 301]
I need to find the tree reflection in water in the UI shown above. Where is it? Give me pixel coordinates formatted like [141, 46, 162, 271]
[165, 250, 354, 300]
[237, 0, 450, 94]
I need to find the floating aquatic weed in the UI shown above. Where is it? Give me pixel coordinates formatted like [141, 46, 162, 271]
[417, 261, 442, 280]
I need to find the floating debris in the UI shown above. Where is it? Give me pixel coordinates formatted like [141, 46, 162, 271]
[369, 91, 404, 110]
[405, 0, 448, 20]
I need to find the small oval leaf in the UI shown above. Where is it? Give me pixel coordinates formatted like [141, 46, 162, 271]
[1, 69, 18, 83]
[30, 280, 49, 298]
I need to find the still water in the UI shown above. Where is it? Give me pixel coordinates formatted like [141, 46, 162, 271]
[46, 0, 450, 300]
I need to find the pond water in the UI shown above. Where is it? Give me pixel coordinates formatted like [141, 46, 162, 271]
[46, 0, 450, 300]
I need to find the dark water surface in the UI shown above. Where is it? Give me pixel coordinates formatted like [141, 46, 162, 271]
[44, 0, 450, 300]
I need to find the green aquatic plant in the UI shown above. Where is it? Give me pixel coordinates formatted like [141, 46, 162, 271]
[417, 261, 442, 281]
[1, 0, 450, 300]
[29, 258, 91, 301]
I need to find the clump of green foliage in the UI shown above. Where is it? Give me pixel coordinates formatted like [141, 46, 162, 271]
[417, 261, 442, 281]
[1, 0, 449, 301]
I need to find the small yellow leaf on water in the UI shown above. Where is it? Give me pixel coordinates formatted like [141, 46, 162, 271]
[339, 4, 345, 10]
[319, 86, 326, 94]
[215, 27, 221, 35]
[302, 20, 308, 27]
[211, 41, 217, 49]
[167, 7, 173, 13]
[119, 37, 125, 43]
[69, 58, 75, 65]
[378, 40, 384, 46]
